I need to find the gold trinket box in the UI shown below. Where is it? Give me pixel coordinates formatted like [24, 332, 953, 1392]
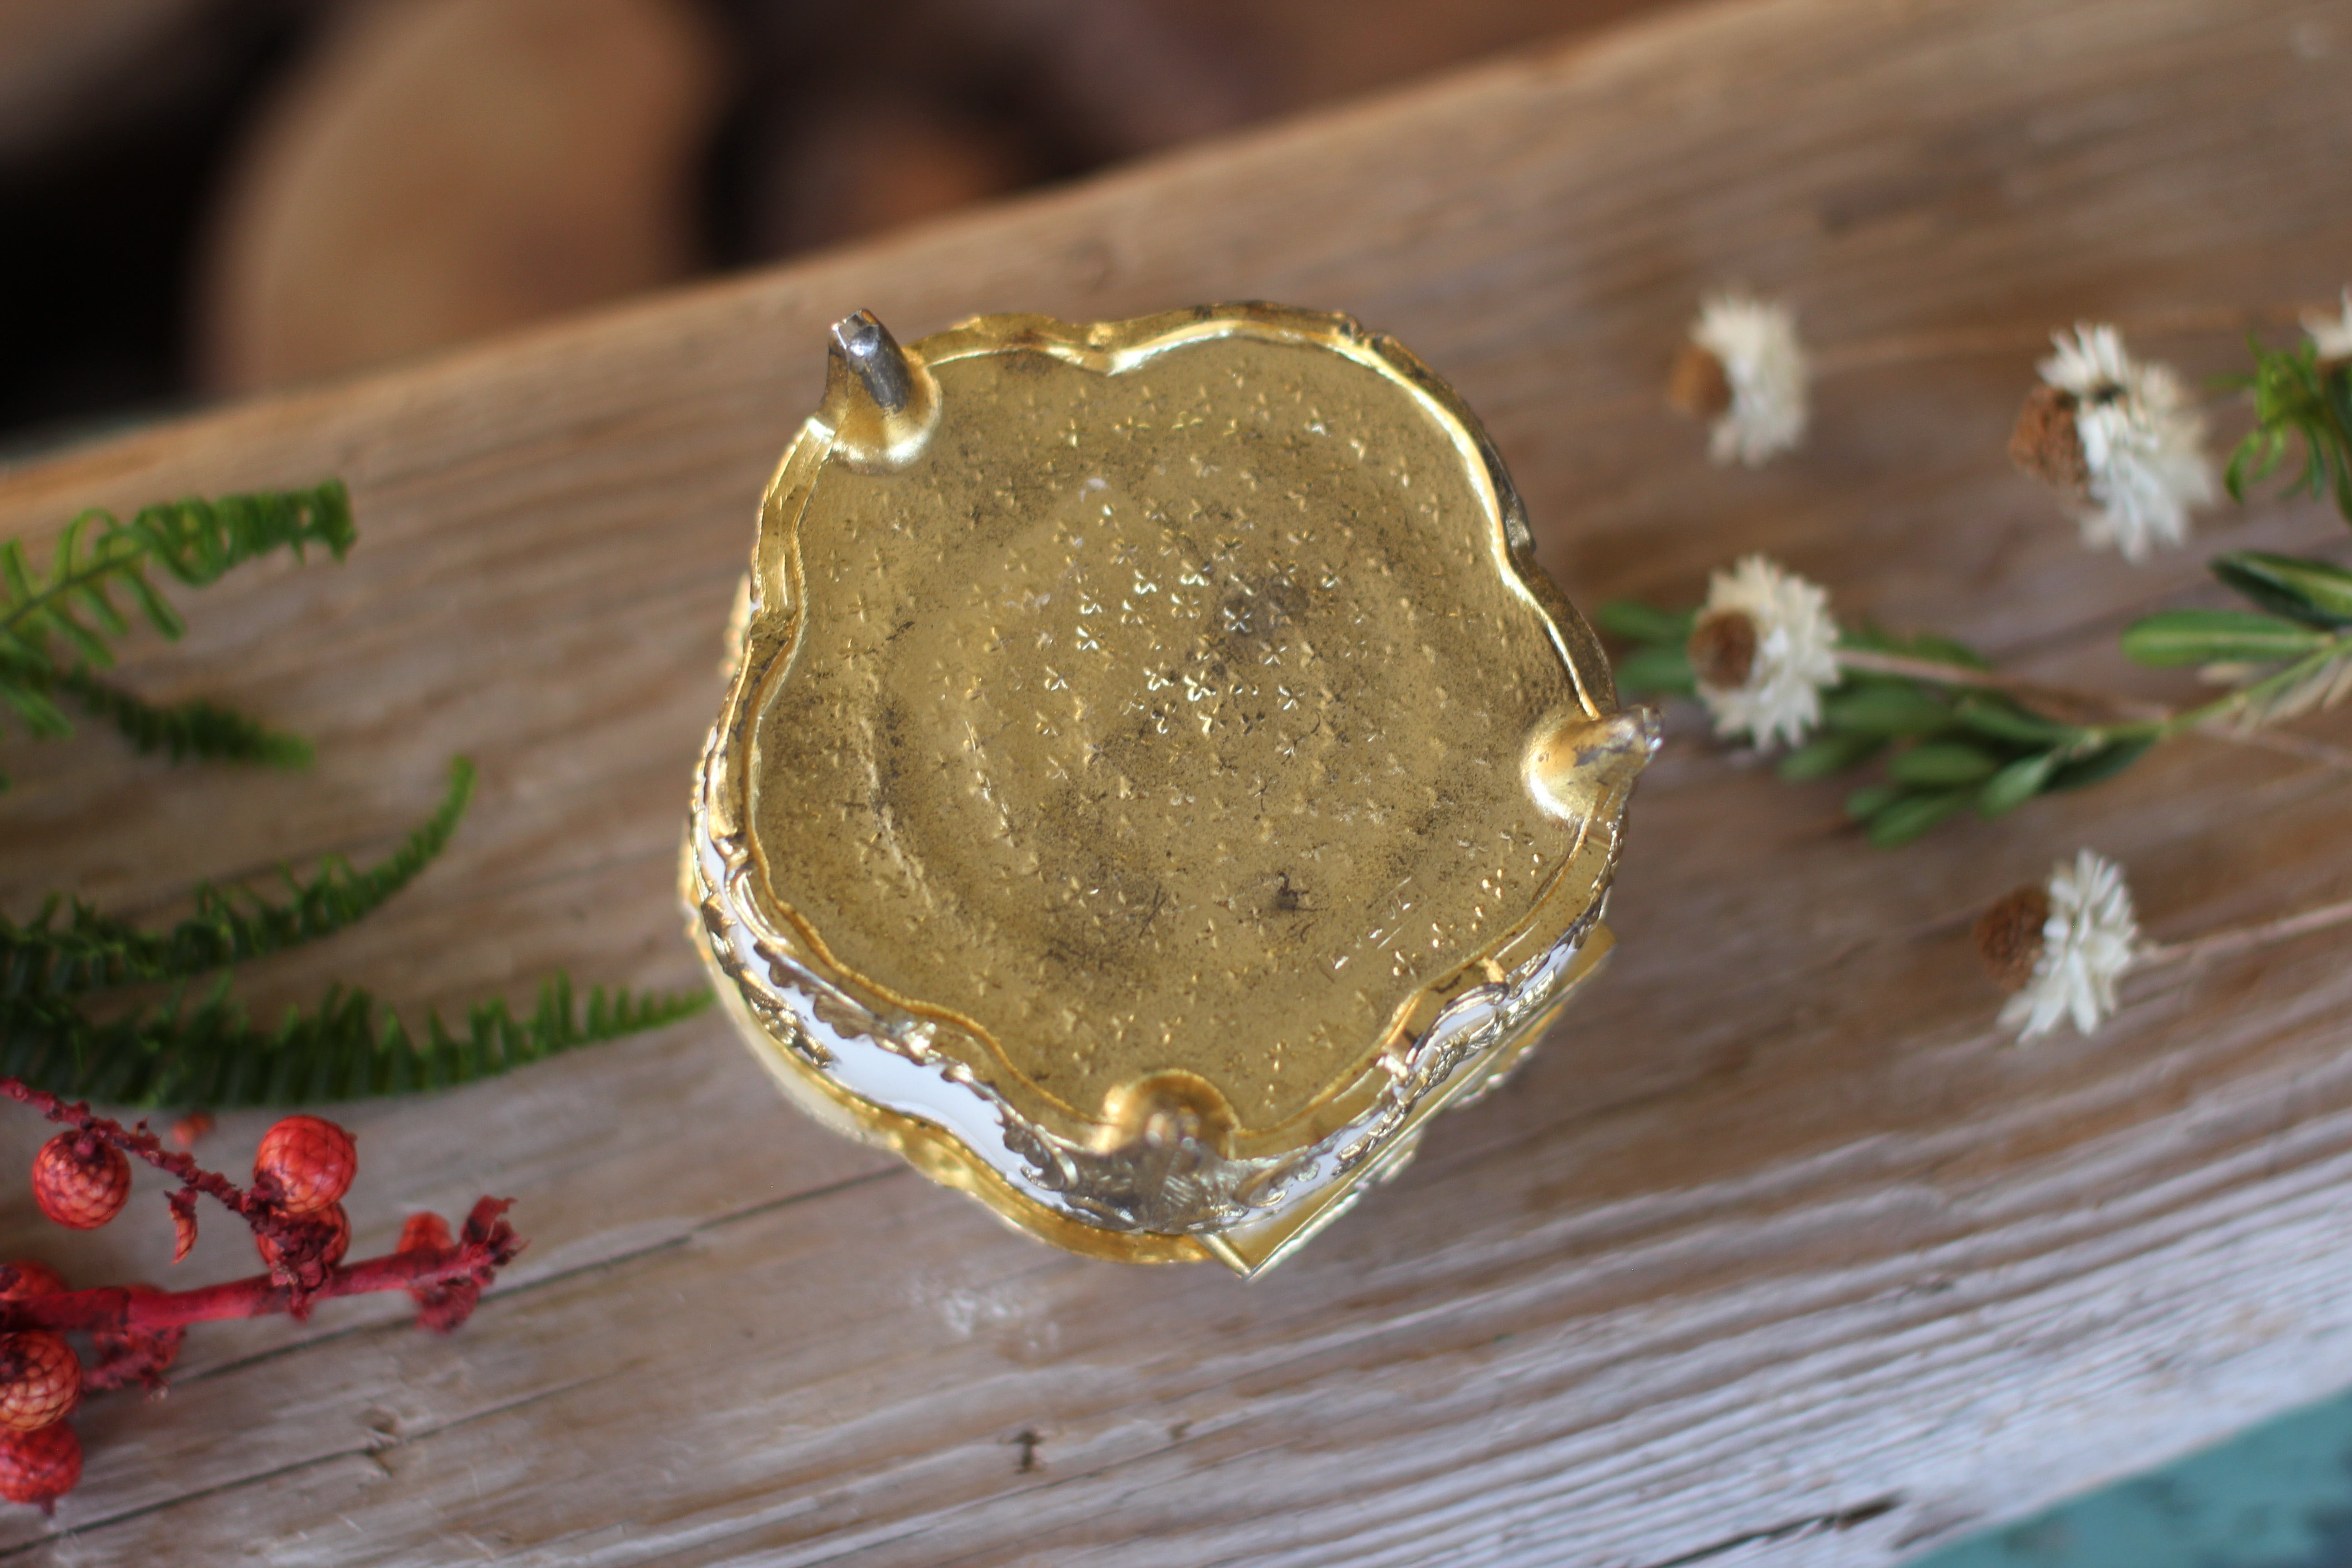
[686, 304, 1654, 1275]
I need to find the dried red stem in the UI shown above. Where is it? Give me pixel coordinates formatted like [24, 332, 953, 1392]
[0, 1078, 524, 1333]
[0, 1204, 519, 1337]
[0, 1080, 524, 1510]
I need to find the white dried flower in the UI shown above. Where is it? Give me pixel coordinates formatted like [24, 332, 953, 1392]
[2033, 324, 2215, 563]
[1996, 849, 2141, 1042]
[1683, 293, 1810, 467]
[1687, 555, 1841, 748]
[2303, 290, 2352, 360]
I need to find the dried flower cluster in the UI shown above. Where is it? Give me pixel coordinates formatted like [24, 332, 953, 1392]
[2306, 290, 2352, 363]
[0, 1081, 524, 1514]
[2013, 324, 2216, 562]
[1975, 850, 2141, 1040]
[1615, 285, 2352, 1041]
[1671, 293, 1811, 467]
[1688, 556, 1842, 747]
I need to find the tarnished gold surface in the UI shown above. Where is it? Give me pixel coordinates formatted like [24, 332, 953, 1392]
[687, 304, 1651, 1274]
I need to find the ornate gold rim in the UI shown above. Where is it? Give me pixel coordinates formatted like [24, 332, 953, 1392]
[685, 303, 1653, 1269]
[724, 304, 1627, 1145]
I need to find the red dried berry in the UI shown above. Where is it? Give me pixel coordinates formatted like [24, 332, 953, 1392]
[29, 1134, 130, 1231]
[253, 1116, 357, 1216]
[0, 1261, 65, 1302]
[255, 1201, 351, 1278]
[0, 1333, 79, 1433]
[0, 1421, 81, 1510]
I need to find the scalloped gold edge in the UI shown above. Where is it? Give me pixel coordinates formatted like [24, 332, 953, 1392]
[688, 303, 1639, 1268]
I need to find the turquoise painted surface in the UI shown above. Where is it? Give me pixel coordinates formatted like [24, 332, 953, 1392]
[1916, 1392, 2352, 1568]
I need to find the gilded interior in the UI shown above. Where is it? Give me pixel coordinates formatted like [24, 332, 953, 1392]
[739, 310, 1612, 1142]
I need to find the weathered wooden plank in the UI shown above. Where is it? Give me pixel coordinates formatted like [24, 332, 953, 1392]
[1, 0, 2349, 1562]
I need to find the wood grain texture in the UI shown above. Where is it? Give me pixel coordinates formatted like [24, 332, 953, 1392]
[2, 0, 2351, 1561]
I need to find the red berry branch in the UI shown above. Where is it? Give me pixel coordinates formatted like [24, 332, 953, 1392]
[0, 1078, 524, 1514]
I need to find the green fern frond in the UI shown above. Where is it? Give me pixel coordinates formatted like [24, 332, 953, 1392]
[0, 480, 350, 764]
[0, 657, 313, 770]
[0, 480, 352, 668]
[0, 479, 713, 1105]
[0, 973, 713, 1109]
[2, 759, 473, 995]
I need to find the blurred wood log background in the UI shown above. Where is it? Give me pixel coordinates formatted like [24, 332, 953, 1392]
[2, 0, 2351, 1562]
[0, 0, 1687, 433]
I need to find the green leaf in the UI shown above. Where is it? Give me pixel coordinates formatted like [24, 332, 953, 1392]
[0, 541, 33, 604]
[1594, 601, 1696, 646]
[1614, 643, 1697, 696]
[2120, 608, 2329, 667]
[1888, 741, 2000, 787]
[0, 679, 70, 739]
[121, 573, 182, 641]
[49, 611, 112, 668]
[1951, 695, 2087, 748]
[2047, 737, 2155, 793]
[1844, 784, 1902, 821]
[2210, 551, 2352, 627]
[1821, 682, 1954, 736]
[2224, 425, 2284, 504]
[1867, 789, 1972, 848]
[1777, 729, 1885, 782]
[1978, 751, 2059, 817]
[2223, 339, 2352, 524]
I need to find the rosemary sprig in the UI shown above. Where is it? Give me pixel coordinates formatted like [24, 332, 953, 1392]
[2222, 337, 2352, 523]
[1605, 549, 2352, 847]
